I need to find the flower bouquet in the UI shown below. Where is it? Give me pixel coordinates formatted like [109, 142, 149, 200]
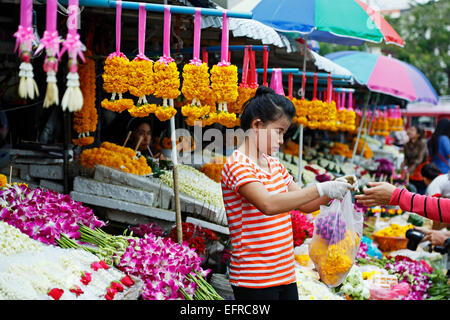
[0, 184, 106, 246]
[290, 210, 314, 247]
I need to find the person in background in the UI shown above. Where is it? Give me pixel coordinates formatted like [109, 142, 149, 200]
[125, 118, 164, 160]
[403, 125, 428, 194]
[421, 163, 448, 197]
[428, 118, 450, 174]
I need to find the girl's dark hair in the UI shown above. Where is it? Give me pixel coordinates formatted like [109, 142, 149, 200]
[421, 163, 441, 181]
[428, 118, 450, 156]
[239, 86, 295, 131]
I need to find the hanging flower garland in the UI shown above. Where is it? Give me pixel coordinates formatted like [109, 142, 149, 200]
[101, 1, 134, 113]
[59, 0, 86, 112]
[181, 9, 212, 126]
[152, 6, 179, 122]
[73, 50, 97, 146]
[343, 91, 356, 132]
[13, 0, 39, 100]
[127, 4, 157, 118]
[318, 74, 337, 131]
[210, 12, 239, 128]
[306, 73, 322, 130]
[35, 0, 60, 108]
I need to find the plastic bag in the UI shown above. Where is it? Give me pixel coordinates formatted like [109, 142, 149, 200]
[369, 282, 410, 300]
[309, 191, 363, 287]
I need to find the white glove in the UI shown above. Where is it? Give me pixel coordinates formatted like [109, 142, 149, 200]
[316, 181, 352, 200]
[336, 175, 359, 192]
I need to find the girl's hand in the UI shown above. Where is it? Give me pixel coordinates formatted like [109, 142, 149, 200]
[355, 182, 397, 207]
[316, 181, 352, 200]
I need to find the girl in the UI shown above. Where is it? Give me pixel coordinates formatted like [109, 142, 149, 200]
[221, 86, 354, 300]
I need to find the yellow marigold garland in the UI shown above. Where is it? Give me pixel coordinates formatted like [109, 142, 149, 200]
[80, 141, 151, 175]
[101, 55, 134, 113]
[127, 58, 156, 118]
[73, 51, 97, 147]
[153, 60, 180, 100]
[210, 64, 239, 127]
[292, 97, 309, 127]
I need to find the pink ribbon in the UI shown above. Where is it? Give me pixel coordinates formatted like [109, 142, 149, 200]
[116, 1, 122, 55]
[270, 69, 285, 96]
[348, 92, 354, 111]
[60, 33, 85, 63]
[13, 25, 35, 54]
[35, 30, 60, 56]
[14, 0, 34, 55]
[60, 0, 85, 63]
[160, 5, 172, 64]
[218, 11, 230, 67]
[191, 8, 201, 63]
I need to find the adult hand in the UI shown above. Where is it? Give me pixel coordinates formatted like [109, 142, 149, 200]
[413, 227, 433, 242]
[354, 182, 397, 207]
[429, 231, 448, 246]
[336, 175, 359, 192]
[316, 181, 352, 200]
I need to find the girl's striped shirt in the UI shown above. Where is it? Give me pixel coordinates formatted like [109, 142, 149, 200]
[221, 149, 295, 289]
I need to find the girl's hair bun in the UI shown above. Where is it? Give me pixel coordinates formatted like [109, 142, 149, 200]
[254, 86, 275, 96]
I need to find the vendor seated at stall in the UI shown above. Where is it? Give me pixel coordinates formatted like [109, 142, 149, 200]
[125, 117, 165, 160]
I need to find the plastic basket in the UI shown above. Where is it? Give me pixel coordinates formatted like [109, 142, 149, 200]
[372, 234, 408, 252]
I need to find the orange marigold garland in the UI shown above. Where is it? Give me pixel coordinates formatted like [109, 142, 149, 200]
[209, 12, 239, 128]
[101, 2, 133, 113]
[80, 141, 151, 175]
[127, 5, 157, 118]
[73, 50, 97, 146]
[152, 8, 179, 122]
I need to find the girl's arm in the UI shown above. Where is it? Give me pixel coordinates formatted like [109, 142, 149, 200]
[238, 181, 321, 216]
[287, 181, 331, 213]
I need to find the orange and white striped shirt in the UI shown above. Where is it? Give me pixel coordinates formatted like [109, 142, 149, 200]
[221, 149, 295, 288]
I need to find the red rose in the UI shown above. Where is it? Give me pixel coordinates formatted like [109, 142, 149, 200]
[99, 260, 110, 270]
[70, 285, 84, 297]
[48, 288, 64, 300]
[120, 275, 135, 287]
[80, 272, 92, 285]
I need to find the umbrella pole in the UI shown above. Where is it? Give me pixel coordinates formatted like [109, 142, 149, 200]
[351, 92, 371, 165]
[169, 99, 182, 244]
[297, 35, 308, 184]
[358, 93, 379, 164]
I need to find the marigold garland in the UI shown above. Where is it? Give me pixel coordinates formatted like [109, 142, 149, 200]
[80, 141, 151, 175]
[153, 60, 180, 100]
[199, 156, 226, 183]
[127, 58, 156, 118]
[155, 105, 177, 122]
[210, 64, 239, 127]
[292, 98, 309, 127]
[73, 51, 97, 147]
[101, 55, 133, 113]
[182, 63, 210, 102]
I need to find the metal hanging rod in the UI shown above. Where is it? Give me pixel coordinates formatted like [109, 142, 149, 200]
[146, 45, 270, 57]
[40, 0, 253, 18]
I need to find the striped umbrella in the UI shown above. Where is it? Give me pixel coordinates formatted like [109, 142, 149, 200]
[252, 0, 404, 46]
[325, 51, 439, 105]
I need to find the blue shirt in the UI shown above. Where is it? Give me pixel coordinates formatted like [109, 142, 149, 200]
[431, 135, 450, 174]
